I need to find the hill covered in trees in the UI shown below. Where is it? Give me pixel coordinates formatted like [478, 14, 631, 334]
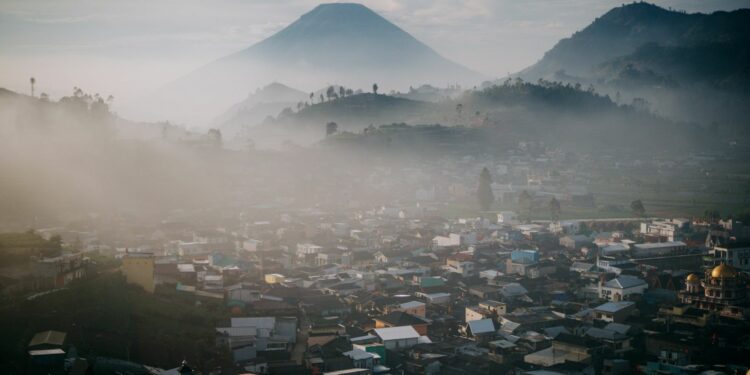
[520, 2, 750, 126]
[319, 80, 710, 155]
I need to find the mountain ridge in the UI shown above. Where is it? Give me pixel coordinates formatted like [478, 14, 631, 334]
[145, 2, 484, 127]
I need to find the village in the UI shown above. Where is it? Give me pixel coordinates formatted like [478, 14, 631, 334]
[4, 179, 750, 375]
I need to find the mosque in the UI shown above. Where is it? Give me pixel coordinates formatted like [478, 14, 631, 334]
[679, 263, 749, 320]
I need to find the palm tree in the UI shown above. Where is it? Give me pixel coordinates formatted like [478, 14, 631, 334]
[30, 77, 36, 97]
[372, 83, 378, 95]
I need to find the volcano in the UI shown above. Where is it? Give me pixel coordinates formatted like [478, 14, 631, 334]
[145, 3, 484, 126]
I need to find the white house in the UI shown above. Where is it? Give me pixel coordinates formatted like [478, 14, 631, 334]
[242, 239, 261, 252]
[373, 326, 420, 350]
[297, 243, 323, 259]
[599, 275, 648, 301]
[418, 292, 451, 305]
[497, 211, 518, 224]
[432, 233, 461, 248]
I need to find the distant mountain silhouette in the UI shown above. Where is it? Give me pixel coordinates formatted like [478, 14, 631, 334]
[212, 82, 308, 137]
[148, 3, 483, 126]
[522, 2, 750, 91]
[280, 92, 432, 130]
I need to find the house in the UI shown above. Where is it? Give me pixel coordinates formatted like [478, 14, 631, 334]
[418, 292, 451, 305]
[599, 275, 648, 301]
[712, 242, 750, 272]
[216, 316, 297, 364]
[374, 311, 430, 335]
[497, 211, 518, 224]
[560, 235, 592, 250]
[432, 233, 461, 248]
[465, 300, 506, 322]
[593, 301, 636, 323]
[307, 335, 355, 374]
[446, 253, 476, 277]
[549, 221, 580, 235]
[342, 348, 384, 372]
[297, 243, 323, 262]
[120, 252, 155, 293]
[632, 241, 687, 258]
[28, 330, 67, 351]
[462, 318, 497, 344]
[373, 326, 421, 350]
[241, 238, 262, 252]
[524, 333, 602, 367]
[264, 273, 286, 284]
[31, 253, 88, 290]
[585, 326, 632, 354]
[468, 285, 501, 300]
[391, 301, 426, 317]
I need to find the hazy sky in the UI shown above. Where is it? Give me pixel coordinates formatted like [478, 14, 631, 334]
[1, 0, 748, 105]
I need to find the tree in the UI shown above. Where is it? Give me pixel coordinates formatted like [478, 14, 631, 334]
[30, 77, 36, 97]
[631, 97, 650, 113]
[518, 190, 532, 221]
[372, 83, 378, 95]
[309, 92, 314, 103]
[207, 128, 222, 147]
[456, 103, 463, 123]
[703, 209, 721, 224]
[326, 122, 338, 136]
[477, 167, 495, 211]
[630, 199, 646, 218]
[549, 197, 561, 221]
[296, 101, 303, 111]
[345, 88, 353, 96]
[339, 86, 346, 98]
[320, 93, 324, 103]
[326, 86, 335, 101]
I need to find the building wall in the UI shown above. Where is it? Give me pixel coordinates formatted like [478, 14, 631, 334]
[402, 304, 426, 317]
[465, 307, 486, 323]
[121, 255, 155, 293]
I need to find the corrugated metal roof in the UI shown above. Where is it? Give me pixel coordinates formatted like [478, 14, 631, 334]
[467, 319, 495, 334]
[232, 316, 276, 329]
[28, 330, 66, 347]
[374, 326, 419, 341]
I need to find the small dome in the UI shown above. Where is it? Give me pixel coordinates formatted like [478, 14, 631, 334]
[711, 263, 737, 279]
[686, 274, 699, 282]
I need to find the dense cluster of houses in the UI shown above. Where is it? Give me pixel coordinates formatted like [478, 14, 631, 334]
[11, 198, 750, 374]
[78, 206, 747, 374]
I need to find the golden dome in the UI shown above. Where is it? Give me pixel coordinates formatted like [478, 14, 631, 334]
[710, 263, 737, 279]
[686, 274, 699, 282]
